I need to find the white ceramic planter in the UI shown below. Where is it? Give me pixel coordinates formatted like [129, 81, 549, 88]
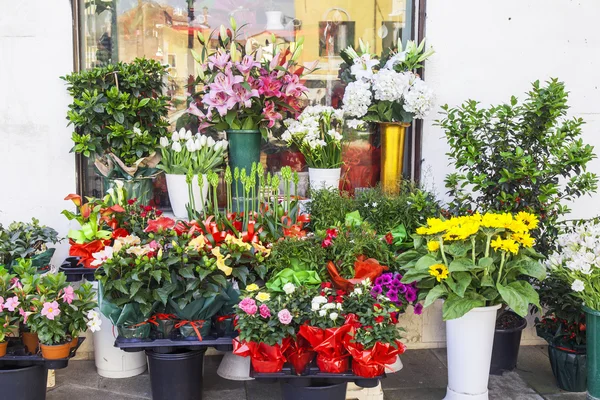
[444, 304, 501, 400]
[166, 174, 208, 218]
[308, 167, 341, 191]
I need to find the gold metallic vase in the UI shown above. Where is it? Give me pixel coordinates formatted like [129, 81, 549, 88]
[380, 122, 410, 194]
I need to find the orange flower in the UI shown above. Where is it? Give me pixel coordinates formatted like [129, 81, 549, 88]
[64, 193, 82, 206]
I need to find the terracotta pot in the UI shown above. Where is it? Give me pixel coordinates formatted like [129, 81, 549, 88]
[40, 342, 71, 360]
[0, 341, 7, 357]
[70, 336, 79, 349]
[22, 331, 39, 354]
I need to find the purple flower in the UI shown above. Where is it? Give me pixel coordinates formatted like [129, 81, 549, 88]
[202, 91, 237, 117]
[391, 279, 402, 288]
[397, 284, 407, 294]
[208, 51, 231, 70]
[414, 303, 424, 315]
[371, 285, 383, 296]
[405, 287, 417, 302]
[374, 276, 384, 286]
[209, 71, 244, 95]
[381, 274, 393, 284]
[393, 272, 403, 280]
[387, 289, 399, 303]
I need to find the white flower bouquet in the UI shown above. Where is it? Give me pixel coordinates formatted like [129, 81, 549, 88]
[340, 39, 435, 123]
[158, 128, 228, 175]
[548, 220, 600, 311]
[281, 106, 344, 169]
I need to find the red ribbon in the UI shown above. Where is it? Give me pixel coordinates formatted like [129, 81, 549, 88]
[175, 319, 205, 340]
[215, 314, 235, 323]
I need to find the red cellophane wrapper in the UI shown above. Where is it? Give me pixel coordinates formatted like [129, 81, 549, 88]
[232, 338, 285, 373]
[345, 339, 406, 378]
[299, 324, 352, 373]
[327, 256, 389, 292]
[282, 336, 316, 375]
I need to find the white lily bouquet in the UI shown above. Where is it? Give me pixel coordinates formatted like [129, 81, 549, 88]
[281, 106, 344, 190]
[340, 39, 435, 123]
[158, 128, 228, 218]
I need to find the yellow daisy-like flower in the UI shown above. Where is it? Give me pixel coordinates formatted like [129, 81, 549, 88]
[512, 232, 535, 248]
[491, 236, 504, 251]
[211, 247, 232, 276]
[416, 226, 429, 235]
[508, 220, 529, 233]
[246, 283, 259, 292]
[502, 238, 520, 255]
[516, 212, 539, 230]
[427, 241, 440, 252]
[429, 264, 449, 282]
[256, 292, 271, 302]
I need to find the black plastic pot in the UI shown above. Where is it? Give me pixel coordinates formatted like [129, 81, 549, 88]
[0, 364, 48, 400]
[146, 348, 206, 400]
[548, 345, 587, 392]
[280, 381, 348, 400]
[490, 312, 527, 374]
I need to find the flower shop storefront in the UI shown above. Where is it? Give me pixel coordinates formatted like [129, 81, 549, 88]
[3, 0, 600, 400]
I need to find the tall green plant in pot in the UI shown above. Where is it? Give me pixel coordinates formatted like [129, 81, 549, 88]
[62, 58, 170, 204]
[158, 128, 228, 219]
[186, 18, 310, 203]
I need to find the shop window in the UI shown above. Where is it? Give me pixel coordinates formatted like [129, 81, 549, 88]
[76, 0, 414, 205]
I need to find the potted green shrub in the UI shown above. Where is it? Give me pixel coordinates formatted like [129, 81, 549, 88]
[439, 79, 598, 373]
[0, 218, 59, 270]
[62, 58, 170, 204]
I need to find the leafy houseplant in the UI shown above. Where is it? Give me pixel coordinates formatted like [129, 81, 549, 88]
[62, 58, 170, 202]
[158, 128, 228, 218]
[441, 79, 598, 255]
[0, 219, 59, 270]
[281, 106, 344, 190]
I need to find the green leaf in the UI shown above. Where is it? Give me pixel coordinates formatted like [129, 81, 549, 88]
[401, 269, 432, 284]
[478, 257, 494, 268]
[114, 111, 124, 124]
[424, 285, 448, 308]
[449, 258, 475, 272]
[496, 281, 540, 317]
[515, 259, 546, 281]
[150, 270, 163, 284]
[344, 211, 362, 227]
[481, 274, 495, 287]
[442, 294, 485, 320]
[211, 274, 227, 287]
[415, 255, 439, 271]
[138, 98, 150, 107]
[129, 281, 143, 298]
[446, 272, 472, 297]
[444, 242, 471, 257]
[397, 250, 421, 266]
[179, 266, 195, 279]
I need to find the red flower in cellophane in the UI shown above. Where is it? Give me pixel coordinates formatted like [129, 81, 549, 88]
[68, 239, 108, 268]
[232, 338, 286, 373]
[298, 323, 352, 373]
[343, 337, 405, 378]
[282, 336, 316, 375]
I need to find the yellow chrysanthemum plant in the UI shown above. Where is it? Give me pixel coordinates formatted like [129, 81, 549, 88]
[399, 212, 546, 320]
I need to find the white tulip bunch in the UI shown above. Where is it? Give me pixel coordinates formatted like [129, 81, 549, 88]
[158, 128, 228, 175]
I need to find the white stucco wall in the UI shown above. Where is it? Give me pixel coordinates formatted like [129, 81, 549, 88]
[421, 0, 600, 220]
[0, 1, 76, 264]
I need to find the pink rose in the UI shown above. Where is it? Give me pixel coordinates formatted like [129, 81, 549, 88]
[259, 304, 271, 319]
[239, 297, 258, 315]
[278, 309, 293, 325]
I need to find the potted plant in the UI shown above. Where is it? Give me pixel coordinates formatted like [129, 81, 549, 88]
[0, 267, 18, 357]
[62, 58, 170, 203]
[281, 106, 344, 191]
[400, 212, 545, 400]
[439, 79, 599, 372]
[536, 275, 587, 392]
[547, 220, 600, 399]
[158, 128, 228, 218]
[187, 18, 310, 200]
[340, 40, 435, 194]
[0, 219, 59, 270]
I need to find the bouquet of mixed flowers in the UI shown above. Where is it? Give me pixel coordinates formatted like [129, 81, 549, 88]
[340, 39, 435, 123]
[281, 106, 344, 169]
[187, 19, 310, 137]
[401, 212, 545, 320]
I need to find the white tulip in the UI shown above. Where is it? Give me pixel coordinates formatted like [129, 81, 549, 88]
[207, 136, 216, 147]
[172, 131, 180, 142]
[220, 139, 229, 150]
[199, 135, 207, 147]
[178, 127, 187, 139]
[159, 137, 169, 148]
[172, 141, 182, 153]
[185, 130, 193, 140]
[186, 139, 196, 153]
[194, 138, 202, 151]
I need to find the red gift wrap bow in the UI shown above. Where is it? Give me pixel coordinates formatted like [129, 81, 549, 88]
[174, 319, 205, 341]
[282, 336, 316, 375]
[215, 314, 235, 323]
[298, 324, 352, 373]
[146, 313, 178, 326]
[232, 338, 285, 373]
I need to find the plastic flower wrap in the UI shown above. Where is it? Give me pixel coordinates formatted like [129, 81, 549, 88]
[158, 128, 228, 175]
[340, 39, 435, 123]
[400, 212, 545, 320]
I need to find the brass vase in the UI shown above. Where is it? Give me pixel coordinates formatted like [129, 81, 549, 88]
[380, 122, 410, 194]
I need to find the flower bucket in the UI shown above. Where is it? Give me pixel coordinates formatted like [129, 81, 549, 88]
[40, 342, 71, 360]
[584, 305, 600, 399]
[444, 304, 501, 400]
[147, 348, 206, 400]
[379, 122, 410, 195]
[166, 173, 208, 218]
[308, 168, 341, 191]
[548, 344, 587, 392]
[104, 176, 155, 205]
[490, 312, 527, 374]
[280, 381, 348, 400]
[226, 129, 262, 204]
[0, 365, 47, 400]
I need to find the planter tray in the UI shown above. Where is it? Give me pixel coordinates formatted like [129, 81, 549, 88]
[251, 363, 383, 388]
[60, 257, 97, 282]
[0, 337, 86, 370]
[114, 336, 234, 353]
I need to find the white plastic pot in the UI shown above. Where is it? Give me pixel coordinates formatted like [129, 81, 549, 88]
[216, 351, 253, 381]
[166, 174, 208, 218]
[308, 167, 341, 191]
[444, 304, 501, 400]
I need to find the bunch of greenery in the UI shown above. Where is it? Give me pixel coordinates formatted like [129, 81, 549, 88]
[440, 79, 598, 254]
[306, 188, 354, 231]
[265, 237, 328, 280]
[0, 219, 59, 269]
[62, 58, 170, 173]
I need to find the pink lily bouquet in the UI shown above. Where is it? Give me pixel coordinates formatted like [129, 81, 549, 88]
[187, 18, 311, 138]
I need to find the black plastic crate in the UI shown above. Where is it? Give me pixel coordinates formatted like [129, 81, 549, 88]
[59, 257, 97, 282]
[114, 336, 235, 353]
[0, 337, 86, 370]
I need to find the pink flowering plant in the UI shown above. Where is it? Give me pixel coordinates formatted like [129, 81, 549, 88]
[235, 287, 294, 346]
[0, 267, 19, 343]
[187, 18, 311, 138]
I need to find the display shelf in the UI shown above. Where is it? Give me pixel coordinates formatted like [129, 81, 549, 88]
[0, 337, 86, 370]
[59, 257, 97, 282]
[114, 336, 234, 353]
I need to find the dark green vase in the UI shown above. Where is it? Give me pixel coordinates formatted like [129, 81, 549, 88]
[226, 129, 262, 207]
[585, 305, 600, 399]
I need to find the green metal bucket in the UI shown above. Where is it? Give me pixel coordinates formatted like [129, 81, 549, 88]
[226, 129, 262, 207]
[584, 305, 600, 399]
